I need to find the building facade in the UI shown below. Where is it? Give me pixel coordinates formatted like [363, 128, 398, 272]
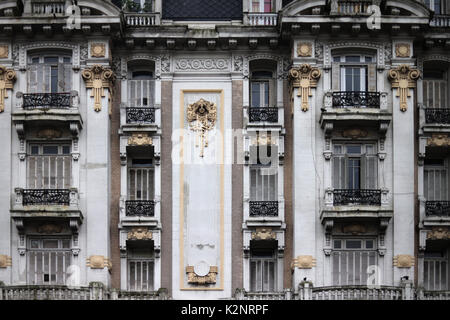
[0, 0, 449, 300]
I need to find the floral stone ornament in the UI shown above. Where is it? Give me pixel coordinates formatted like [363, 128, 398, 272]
[187, 98, 217, 157]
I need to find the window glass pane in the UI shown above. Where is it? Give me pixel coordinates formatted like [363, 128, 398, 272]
[365, 56, 373, 63]
[132, 159, 153, 167]
[264, 82, 269, 107]
[132, 71, 153, 80]
[252, 71, 272, 78]
[333, 145, 342, 154]
[345, 56, 361, 62]
[44, 57, 59, 64]
[366, 240, 374, 249]
[62, 240, 71, 248]
[43, 240, 59, 249]
[30, 240, 39, 249]
[63, 57, 71, 63]
[264, 0, 272, 12]
[251, 82, 261, 108]
[333, 240, 342, 249]
[333, 56, 341, 62]
[43, 146, 59, 155]
[31, 57, 40, 64]
[346, 240, 362, 249]
[346, 145, 361, 154]
[51, 66, 58, 93]
[62, 146, 71, 154]
[31, 145, 39, 155]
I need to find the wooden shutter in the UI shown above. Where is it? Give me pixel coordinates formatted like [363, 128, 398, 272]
[367, 64, 377, 92]
[331, 62, 341, 91]
[362, 154, 378, 189]
[333, 155, 347, 189]
[63, 63, 72, 92]
[28, 64, 38, 93]
[269, 78, 276, 107]
[43, 64, 51, 93]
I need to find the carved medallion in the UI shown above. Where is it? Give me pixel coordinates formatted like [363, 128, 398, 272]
[289, 64, 321, 112]
[81, 65, 115, 112]
[427, 134, 450, 147]
[393, 255, 414, 268]
[186, 265, 218, 285]
[127, 227, 153, 240]
[0, 254, 12, 268]
[251, 228, 276, 241]
[297, 42, 312, 57]
[86, 255, 112, 270]
[291, 255, 316, 269]
[187, 98, 217, 157]
[395, 43, 410, 58]
[37, 128, 62, 139]
[128, 133, 152, 146]
[0, 65, 16, 113]
[427, 227, 450, 240]
[91, 43, 106, 58]
[37, 223, 63, 234]
[388, 65, 420, 112]
[342, 224, 367, 235]
[342, 128, 368, 139]
[0, 45, 8, 59]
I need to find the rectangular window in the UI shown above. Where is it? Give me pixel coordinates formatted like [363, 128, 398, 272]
[424, 251, 448, 291]
[250, 146, 278, 201]
[424, 160, 448, 201]
[27, 238, 71, 285]
[128, 166, 154, 200]
[332, 143, 377, 190]
[27, 55, 72, 93]
[332, 238, 377, 286]
[251, 0, 273, 12]
[423, 74, 448, 109]
[250, 81, 270, 108]
[127, 248, 154, 291]
[128, 79, 155, 108]
[27, 144, 72, 189]
[333, 55, 376, 92]
[250, 249, 276, 292]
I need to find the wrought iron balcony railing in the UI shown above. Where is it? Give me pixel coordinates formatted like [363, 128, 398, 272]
[332, 91, 381, 108]
[22, 93, 72, 109]
[425, 201, 450, 217]
[249, 201, 278, 217]
[425, 108, 450, 124]
[333, 189, 381, 206]
[125, 200, 155, 217]
[22, 189, 70, 206]
[126, 107, 156, 124]
[248, 107, 278, 122]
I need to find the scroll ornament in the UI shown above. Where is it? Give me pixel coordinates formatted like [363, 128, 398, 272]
[0, 65, 16, 113]
[187, 98, 217, 157]
[388, 65, 420, 112]
[291, 255, 316, 269]
[82, 65, 115, 112]
[289, 64, 321, 112]
[186, 266, 218, 285]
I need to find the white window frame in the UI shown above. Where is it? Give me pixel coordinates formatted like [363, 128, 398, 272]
[424, 249, 449, 291]
[250, 71, 273, 108]
[425, 0, 444, 14]
[424, 159, 449, 201]
[249, 145, 278, 201]
[423, 70, 448, 109]
[249, 247, 277, 292]
[334, 55, 374, 92]
[127, 258, 155, 292]
[128, 69, 155, 108]
[28, 52, 72, 93]
[127, 158, 155, 201]
[250, 0, 274, 13]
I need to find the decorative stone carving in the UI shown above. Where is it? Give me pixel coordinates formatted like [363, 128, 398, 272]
[250, 133, 276, 146]
[342, 128, 368, 139]
[251, 228, 276, 241]
[0, 254, 12, 268]
[37, 128, 62, 139]
[427, 134, 450, 147]
[0, 45, 8, 59]
[128, 133, 152, 146]
[187, 98, 217, 157]
[342, 224, 367, 235]
[388, 65, 420, 112]
[37, 223, 63, 234]
[86, 255, 112, 270]
[393, 255, 415, 268]
[233, 55, 243, 72]
[291, 255, 316, 269]
[395, 43, 411, 58]
[175, 58, 229, 72]
[289, 64, 321, 112]
[186, 265, 218, 285]
[0, 65, 16, 113]
[427, 227, 450, 240]
[297, 42, 312, 57]
[81, 65, 115, 112]
[90, 43, 106, 58]
[127, 227, 153, 240]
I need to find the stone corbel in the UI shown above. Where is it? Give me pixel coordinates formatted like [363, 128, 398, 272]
[379, 218, 390, 235]
[120, 152, 127, 166]
[70, 90, 79, 108]
[325, 188, 333, 207]
[14, 218, 24, 233]
[378, 122, 389, 138]
[323, 91, 333, 108]
[381, 189, 389, 206]
[324, 123, 333, 138]
[70, 122, 80, 138]
[419, 230, 428, 251]
[324, 219, 334, 234]
[418, 137, 427, 166]
[69, 218, 81, 233]
[14, 187, 23, 206]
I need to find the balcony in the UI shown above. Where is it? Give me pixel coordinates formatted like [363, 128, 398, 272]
[426, 201, 450, 217]
[420, 107, 450, 136]
[330, 0, 372, 15]
[125, 200, 155, 217]
[126, 107, 156, 124]
[249, 201, 279, 217]
[22, 93, 72, 110]
[320, 91, 391, 136]
[119, 196, 160, 229]
[248, 107, 278, 123]
[420, 199, 450, 228]
[246, 13, 278, 26]
[125, 13, 159, 26]
[333, 189, 381, 206]
[29, 1, 66, 16]
[311, 286, 403, 300]
[22, 189, 70, 206]
[430, 15, 450, 27]
[234, 289, 292, 300]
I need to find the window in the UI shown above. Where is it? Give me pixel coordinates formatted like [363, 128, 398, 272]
[251, 0, 274, 13]
[425, 0, 443, 14]
[332, 144, 377, 190]
[250, 145, 278, 201]
[127, 247, 154, 291]
[28, 53, 72, 93]
[332, 238, 378, 286]
[424, 159, 448, 201]
[27, 144, 72, 189]
[332, 54, 376, 92]
[128, 159, 154, 200]
[250, 71, 273, 108]
[128, 70, 154, 108]
[423, 70, 448, 109]
[27, 238, 71, 285]
[424, 250, 448, 291]
[250, 248, 276, 292]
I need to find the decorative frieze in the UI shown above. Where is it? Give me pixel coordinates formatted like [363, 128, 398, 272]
[128, 133, 153, 146]
[342, 224, 367, 235]
[187, 98, 217, 157]
[0, 254, 12, 268]
[388, 65, 420, 112]
[37, 223, 63, 234]
[0, 65, 16, 113]
[175, 58, 230, 72]
[127, 227, 153, 240]
[427, 227, 450, 240]
[289, 64, 321, 112]
[86, 255, 112, 270]
[341, 128, 368, 139]
[81, 65, 115, 112]
[291, 255, 316, 269]
[251, 228, 276, 241]
[393, 255, 415, 268]
[427, 134, 450, 147]
[186, 265, 218, 285]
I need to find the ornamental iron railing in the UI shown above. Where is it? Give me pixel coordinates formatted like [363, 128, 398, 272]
[22, 189, 70, 206]
[125, 200, 155, 217]
[248, 107, 278, 122]
[22, 93, 72, 109]
[332, 91, 381, 108]
[126, 107, 156, 124]
[333, 189, 381, 206]
[425, 201, 450, 217]
[425, 108, 450, 124]
[249, 201, 278, 217]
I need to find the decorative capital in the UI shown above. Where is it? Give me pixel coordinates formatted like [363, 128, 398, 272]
[0, 65, 16, 113]
[388, 65, 420, 112]
[289, 64, 321, 112]
[393, 255, 415, 268]
[186, 265, 218, 285]
[427, 227, 450, 240]
[427, 134, 450, 147]
[86, 255, 112, 270]
[127, 227, 153, 240]
[0, 254, 12, 268]
[81, 65, 115, 112]
[128, 133, 152, 146]
[187, 98, 217, 157]
[251, 228, 276, 241]
[291, 255, 316, 269]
